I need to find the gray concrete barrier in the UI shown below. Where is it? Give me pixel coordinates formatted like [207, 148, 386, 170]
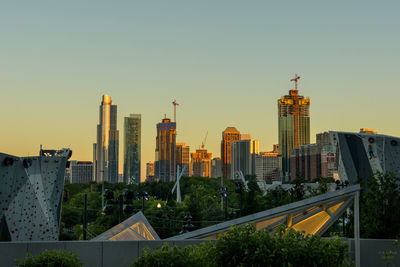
[1, 239, 398, 267]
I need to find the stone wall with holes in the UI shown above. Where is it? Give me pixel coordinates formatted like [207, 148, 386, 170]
[0, 153, 67, 241]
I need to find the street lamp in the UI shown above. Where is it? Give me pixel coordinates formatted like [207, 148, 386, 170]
[234, 181, 243, 217]
[136, 191, 149, 211]
[336, 180, 350, 236]
[157, 203, 162, 209]
[180, 212, 194, 234]
[219, 186, 228, 220]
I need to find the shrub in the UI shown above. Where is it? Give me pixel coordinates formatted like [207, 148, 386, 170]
[15, 249, 83, 267]
[131, 242, 214, 267]
[131, 224, 349, 267]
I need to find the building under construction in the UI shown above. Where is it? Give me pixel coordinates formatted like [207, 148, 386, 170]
[278, 75, 310, 181]
[191, 149, 212, 177]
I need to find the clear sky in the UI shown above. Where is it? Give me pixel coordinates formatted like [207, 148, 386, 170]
[1, 1, 399, 181]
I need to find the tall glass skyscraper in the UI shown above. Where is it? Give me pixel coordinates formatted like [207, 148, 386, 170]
[155, 118, 176, 182]
[123, 114, 141, 184]
[278, 76, 310, 181]
[93, 94, 119, 183]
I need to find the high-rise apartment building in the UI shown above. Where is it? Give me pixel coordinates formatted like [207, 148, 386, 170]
[278, 75, 310, 181]
[231, 136, 259, 178]
[290, 132, 337, 181]
[255, 145, 280, 182]
[221, 127, 240, 179]
[176, 143, 190, 177]
[123, 114, 141, 184]
[146, 162, 155, 182]
[191, 149, 212, 177]
[93, 94, 119, 183]
[155, 118, 176, 182]
[211, 157, 222, 178]
[70, 161, 93, 183]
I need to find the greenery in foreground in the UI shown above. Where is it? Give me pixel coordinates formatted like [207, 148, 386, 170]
[15, 250, 83, 267]
[132, 224, 349, 267]
[61, 176, 331, 240]
[60, 172, 400, 240]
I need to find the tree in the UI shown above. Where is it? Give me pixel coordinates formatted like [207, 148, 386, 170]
[359, 172, 400, 239]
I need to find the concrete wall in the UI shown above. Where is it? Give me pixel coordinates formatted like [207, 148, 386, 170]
[0, 240, 209, 267]
[1, 239, 398, 267]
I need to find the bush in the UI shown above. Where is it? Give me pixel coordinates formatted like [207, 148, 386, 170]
[15, 249, 83, 267]
[131, 224, 349, 267]
[131, 242, 214, 267]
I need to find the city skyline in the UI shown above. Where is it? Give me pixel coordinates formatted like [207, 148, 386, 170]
[1, 2, 400, 181]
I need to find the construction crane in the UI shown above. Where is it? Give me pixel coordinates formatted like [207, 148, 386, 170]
[201, 131, 208, 149]
[290, 74, 301, 148]
[290, 74, 300, 90]
[172, 99, 179, 122]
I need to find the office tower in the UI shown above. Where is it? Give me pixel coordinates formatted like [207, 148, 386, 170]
[221, 127, 240, 179]
[278, 75, 310, 181]
[211, 157, 222, 178]
[94, 94, 119, 183]
[231, 136, 259, 178]
[123, 114, 141, 184]
[191, 149, 212, 177]
[146, 162, 155, 182]
[255, 145, 280, 182]
[70, 161, 93, 183]
[176, 143, 190, 177]
[155, 118, 176, 182]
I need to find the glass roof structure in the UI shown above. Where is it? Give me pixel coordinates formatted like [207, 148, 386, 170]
[92, 211, 160, 241]
[167, 184, 360, 240]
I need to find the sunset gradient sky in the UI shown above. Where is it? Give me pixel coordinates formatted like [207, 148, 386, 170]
[1, 1, 399, 180]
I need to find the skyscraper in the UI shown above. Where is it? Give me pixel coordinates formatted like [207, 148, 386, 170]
[176, 143, 190, 177]
[191, 149, 212, 177]
[155, 118, 176, 182]
[123, 114, 141, 184]
[221, 127, 240, 179]
[94, 94, 119, 183]
[278, 75, 310, 181]
[231, 135, 259, 178]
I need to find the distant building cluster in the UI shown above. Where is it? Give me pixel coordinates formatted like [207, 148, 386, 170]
[66, 75, 397, 185]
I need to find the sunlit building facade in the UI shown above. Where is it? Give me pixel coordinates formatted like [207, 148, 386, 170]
[176, 143, 190, 177]
[155, 118, 176, 182]
[191, 149, 212, 177]
[94, 94, 119, 183]
[221, 127, 240, 179]
[123, 114, 141, 184]
[278, 83, 310, 181]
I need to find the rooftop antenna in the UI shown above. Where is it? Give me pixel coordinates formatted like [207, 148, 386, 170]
[290, 74, 301, 90]
[172, 99, 179, 122]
